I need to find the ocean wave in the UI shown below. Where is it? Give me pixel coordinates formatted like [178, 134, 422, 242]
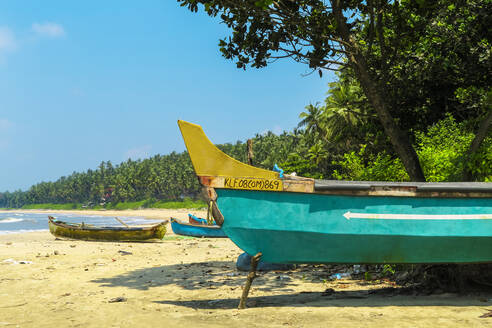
[0, 229, 48, 235]
[0, 218, 24, 224]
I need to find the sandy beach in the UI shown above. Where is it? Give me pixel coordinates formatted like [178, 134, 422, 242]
[1, 209, 491, 327]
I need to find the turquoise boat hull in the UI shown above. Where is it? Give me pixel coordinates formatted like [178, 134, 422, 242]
[170, 218, 227, 238]
[217, 189, 492, 264]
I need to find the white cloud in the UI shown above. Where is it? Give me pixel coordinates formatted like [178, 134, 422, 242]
[125, 145, 152, 160]
[31, 22, 66, 38]
[0, 27, 17, 53]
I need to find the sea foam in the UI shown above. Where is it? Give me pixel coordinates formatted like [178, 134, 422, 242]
[0, 229, 47, 235]
[0, 218, 24, 224]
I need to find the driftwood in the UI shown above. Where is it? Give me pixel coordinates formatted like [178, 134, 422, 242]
[238, 252, 262, 309]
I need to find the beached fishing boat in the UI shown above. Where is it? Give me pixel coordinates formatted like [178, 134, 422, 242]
[48, 216, 167, 241]
[178, 120, 492, 264]
[170, 217, 227, 238]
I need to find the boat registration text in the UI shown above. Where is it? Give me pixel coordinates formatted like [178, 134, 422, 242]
[223, 177, 283, 191]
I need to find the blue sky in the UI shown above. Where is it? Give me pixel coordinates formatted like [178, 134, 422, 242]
[0, 1, 332, 191]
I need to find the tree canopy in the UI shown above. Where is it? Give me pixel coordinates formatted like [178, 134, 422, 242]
[177, 0, 491, 181]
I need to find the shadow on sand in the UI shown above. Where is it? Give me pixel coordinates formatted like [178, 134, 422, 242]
[91, 260, 492, 309]
[155, 290, 492, 310]
[91, 260, 299, 292]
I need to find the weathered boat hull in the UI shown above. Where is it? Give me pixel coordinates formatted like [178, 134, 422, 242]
[48, 217, 167, 241]
[218, 190, 492, 264]
[178, 120, 492, 264]
[170, 218, 227, 238]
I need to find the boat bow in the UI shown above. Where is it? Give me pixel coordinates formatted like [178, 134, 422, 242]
[178, 120, 314, 193]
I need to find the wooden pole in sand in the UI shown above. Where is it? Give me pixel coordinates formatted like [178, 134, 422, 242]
[238, 252, 262, 309]
[247, 139, 254, 166]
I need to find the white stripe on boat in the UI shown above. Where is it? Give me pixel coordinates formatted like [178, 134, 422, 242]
[343, 211, 492, 220]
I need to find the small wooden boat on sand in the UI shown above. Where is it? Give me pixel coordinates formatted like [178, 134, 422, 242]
[178, 120, 492, 264]
[170, 217, 227, 238]
[48, 216, 167, 241]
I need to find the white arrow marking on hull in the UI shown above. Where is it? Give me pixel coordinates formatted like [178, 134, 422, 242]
[343, 211, 492, 220]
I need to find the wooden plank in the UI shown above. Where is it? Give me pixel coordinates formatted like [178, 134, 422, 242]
[199, 175, 315, 193]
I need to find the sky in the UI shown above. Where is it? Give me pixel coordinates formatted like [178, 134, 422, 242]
[0, 1, 333, 191]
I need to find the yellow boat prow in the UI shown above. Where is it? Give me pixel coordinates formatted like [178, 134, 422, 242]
[178, 120, 279, 179]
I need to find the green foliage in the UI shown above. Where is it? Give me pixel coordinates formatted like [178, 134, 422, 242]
[332, 146, 409, 181]
[358, 0, 491, 132]
[382, 264, 396, 276]
[21, 203, 82, 210]
[416, 115, 491, 182]
[293, 78, 394, 180]
[0, 128, 308, 208]
[104, 200, 150, 210]
[280, 154, 323, 179]
[332, 115, 492, 182]
[151, 199, 207, 209]
[17, 199, 207, 211]
[416, 116, 472, 182]
[219, 130, 309, 175]
[177, 0, 491, 181]
[0, 149, 206, 208]
[466, 140, 492, 182]
[178, 0, 360, 71]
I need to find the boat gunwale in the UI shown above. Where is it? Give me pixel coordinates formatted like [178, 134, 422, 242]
[170, 217, 222, 230]
[200, 175, 492, 198]
[314, 179, 492, 193]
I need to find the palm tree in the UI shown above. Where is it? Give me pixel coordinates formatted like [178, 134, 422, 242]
[298, 103, 326, 144]
[322, 81, 367, 141]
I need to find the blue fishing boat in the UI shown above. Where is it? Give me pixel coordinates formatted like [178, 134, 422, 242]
[178, 120, 492, 264]
[170, 218, 227, 238]
[188, 213, 216, 225]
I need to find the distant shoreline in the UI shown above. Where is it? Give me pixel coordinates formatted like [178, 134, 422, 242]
[0, 208, 207, 220]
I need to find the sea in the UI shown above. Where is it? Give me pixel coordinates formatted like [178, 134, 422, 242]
[0, 212, 165, 234]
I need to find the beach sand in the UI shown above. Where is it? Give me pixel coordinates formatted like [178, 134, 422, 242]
[1, 209, 491, 327]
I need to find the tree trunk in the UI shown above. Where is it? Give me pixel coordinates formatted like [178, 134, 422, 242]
[332, 1, 426, 182]
[462, 108, 492, 181]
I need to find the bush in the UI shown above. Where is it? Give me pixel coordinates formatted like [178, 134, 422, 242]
[332, 115, 491, 182]
[416, 115, 491, 182]
[332, 145, 409, 181]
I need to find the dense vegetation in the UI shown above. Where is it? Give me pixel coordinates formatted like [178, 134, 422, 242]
[1, 102, 489, 209]
[0, 133, 303, 208]
[0, 152, 198, 208]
